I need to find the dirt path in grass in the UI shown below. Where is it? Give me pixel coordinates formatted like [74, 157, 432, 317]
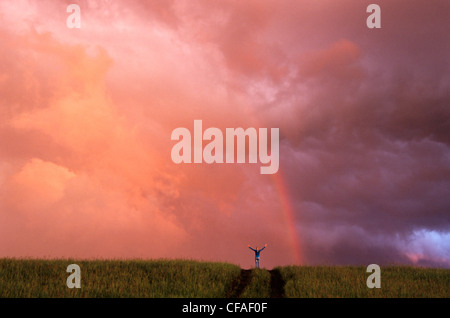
[269, 269, 285, 298]
[228, 269, 251, 298]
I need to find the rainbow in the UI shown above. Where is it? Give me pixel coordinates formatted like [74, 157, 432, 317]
[272, 166, 302, 265]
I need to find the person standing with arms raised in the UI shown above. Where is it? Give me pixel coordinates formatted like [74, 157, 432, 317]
[248, 244, 267, 268]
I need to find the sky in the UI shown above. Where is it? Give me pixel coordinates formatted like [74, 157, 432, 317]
[0, 0, 449, 269]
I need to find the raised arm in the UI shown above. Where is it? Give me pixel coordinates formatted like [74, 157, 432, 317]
[248, 245, 256, 251]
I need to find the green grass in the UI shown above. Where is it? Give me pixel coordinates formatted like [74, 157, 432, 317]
[278, 265, 450, 298]
[0, 258, 241, 298]
[0, 259, 448, 298]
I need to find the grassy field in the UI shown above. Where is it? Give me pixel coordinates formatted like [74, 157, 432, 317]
[278, 265, 450, 298]
[0, 258, 241, 298]
[0, 259, 448, 298]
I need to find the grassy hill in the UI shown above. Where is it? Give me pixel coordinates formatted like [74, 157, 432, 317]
[0, 259, 448, 298]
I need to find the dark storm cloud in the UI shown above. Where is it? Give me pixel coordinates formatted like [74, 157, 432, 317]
[261, 1, 450, 266]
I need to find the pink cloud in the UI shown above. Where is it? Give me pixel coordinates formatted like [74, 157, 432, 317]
[0, 0, 449, 269]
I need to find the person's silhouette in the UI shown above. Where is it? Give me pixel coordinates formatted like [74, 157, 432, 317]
[248, 244, 267, 268]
